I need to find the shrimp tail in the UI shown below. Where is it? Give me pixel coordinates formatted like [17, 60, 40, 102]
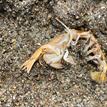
[21, 46, 44, 73]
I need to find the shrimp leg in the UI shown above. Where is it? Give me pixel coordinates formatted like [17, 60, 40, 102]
[63, 49, 75, 65]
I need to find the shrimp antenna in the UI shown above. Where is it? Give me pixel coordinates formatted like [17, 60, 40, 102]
[55, 17, 71, 33]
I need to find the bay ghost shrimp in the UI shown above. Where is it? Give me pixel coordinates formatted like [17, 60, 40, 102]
[21, 18, 79, 73]
[21, 18, 107, 83]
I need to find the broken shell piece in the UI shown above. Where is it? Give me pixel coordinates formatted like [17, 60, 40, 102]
[90, 71, 107, 83]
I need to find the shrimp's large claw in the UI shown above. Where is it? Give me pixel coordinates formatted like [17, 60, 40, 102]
[90, 71, 107, 83]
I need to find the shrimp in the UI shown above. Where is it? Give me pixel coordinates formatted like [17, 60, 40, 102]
[21, 18, 107, 83]
[21, 18, 77, 73]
